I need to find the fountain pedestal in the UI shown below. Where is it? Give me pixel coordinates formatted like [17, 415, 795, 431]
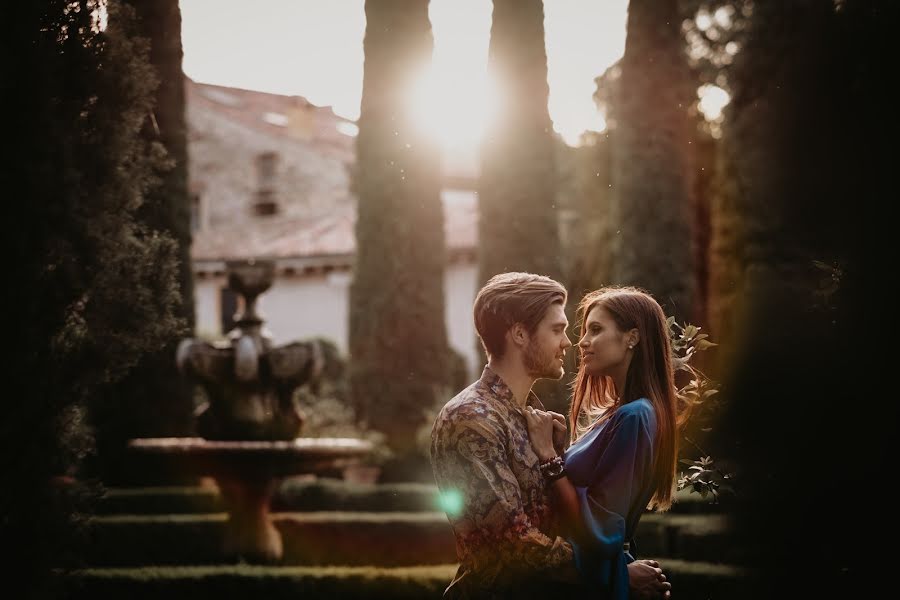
[128, 437, 372, 562]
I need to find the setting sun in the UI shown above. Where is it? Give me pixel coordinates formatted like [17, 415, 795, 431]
[410, 68, 499, 154]
[410, 0, 493, 156]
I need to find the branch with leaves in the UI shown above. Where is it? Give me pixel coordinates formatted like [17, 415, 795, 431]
[668, 318, 735, 502]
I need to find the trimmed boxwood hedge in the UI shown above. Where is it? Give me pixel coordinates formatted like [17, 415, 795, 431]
[98, 486, 223, 515]
[65, 561, 755, 599]
[98, 479, 442, 515]
[273, 479, 440, 512]
[86, 512, 456, 567]
[64, 564, 457, 599]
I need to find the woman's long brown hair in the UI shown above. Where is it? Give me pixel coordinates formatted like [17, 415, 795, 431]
[569, 287, 680, 511]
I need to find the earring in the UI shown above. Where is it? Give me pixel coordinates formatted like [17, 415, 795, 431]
[628, 344, 634, 349]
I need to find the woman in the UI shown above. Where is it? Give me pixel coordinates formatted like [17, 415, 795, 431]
[524, 286, 682, 599]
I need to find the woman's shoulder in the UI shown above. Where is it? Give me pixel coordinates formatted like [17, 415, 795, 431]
[615, 398, 655, 424]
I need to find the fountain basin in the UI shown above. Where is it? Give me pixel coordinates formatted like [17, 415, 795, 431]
[128, 437, 371, 478]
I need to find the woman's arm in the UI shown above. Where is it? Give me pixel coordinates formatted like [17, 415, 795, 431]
[546, 468, 582, 536]
[523, 408, 582, 535]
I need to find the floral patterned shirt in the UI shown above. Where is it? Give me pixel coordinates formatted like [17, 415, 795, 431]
[430, 367, 579, 597]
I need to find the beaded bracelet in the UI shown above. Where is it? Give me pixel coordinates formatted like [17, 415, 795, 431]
[538, 455, 566, 483]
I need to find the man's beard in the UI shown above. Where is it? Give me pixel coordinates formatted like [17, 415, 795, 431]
[524, 341, 563, 380]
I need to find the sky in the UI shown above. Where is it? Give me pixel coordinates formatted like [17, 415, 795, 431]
[180, 0, 630, 149]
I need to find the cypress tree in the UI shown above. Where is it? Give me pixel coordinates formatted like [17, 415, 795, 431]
[711, 1, 894, 594]
[89, 0, 196, 484]
[611, 0, 696, 322]
[478, 0, 566, 409]
[560, 133, 614, 302]
[349, 0, 449, 467]
[564, 62, 622, 302]
[478, 0, 561, 284]
[1, 0, 181, 595]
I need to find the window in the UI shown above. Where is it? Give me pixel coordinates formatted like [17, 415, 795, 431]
[254, 151, 279, 216]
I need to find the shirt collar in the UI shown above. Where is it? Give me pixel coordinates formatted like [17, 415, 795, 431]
[479, 365, 545, 412]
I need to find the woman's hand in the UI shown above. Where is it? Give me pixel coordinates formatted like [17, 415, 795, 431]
[546, 410, 568, 453]
[627, 560, 672, 599]
[523, 406, 560, 462]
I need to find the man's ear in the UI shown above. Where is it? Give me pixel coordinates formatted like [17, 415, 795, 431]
[508, 323, 529, 350]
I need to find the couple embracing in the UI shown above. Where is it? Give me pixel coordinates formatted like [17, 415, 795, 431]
[431, 272, 680, 599]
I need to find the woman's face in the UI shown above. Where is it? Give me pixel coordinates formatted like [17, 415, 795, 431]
[578, 305, 633, 377]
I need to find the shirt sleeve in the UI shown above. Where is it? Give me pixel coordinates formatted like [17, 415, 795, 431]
[441, 411, 578, 583]
[571, 408, 655, 599]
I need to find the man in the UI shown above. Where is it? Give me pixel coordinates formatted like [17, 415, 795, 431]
[430, 272, 671, 599]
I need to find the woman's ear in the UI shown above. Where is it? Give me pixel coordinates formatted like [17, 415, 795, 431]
[628, 328, 640, 348]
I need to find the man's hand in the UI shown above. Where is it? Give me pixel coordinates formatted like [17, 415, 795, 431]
[627, 559, 671, 599]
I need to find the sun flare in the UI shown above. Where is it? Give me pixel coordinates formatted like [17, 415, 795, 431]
[410, 68, 499, 154]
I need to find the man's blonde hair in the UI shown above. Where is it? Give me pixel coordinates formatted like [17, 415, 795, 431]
[473, 272, 567, 359]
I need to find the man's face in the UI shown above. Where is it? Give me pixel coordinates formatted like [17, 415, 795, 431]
[523, 302, 572, 380]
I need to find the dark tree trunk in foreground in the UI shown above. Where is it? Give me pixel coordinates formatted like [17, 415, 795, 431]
[350, 0, 449, 473]
[478, 0, 561, 285]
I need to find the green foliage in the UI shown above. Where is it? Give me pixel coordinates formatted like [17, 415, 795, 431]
[295, 338, 393, 467]
[89, 0, 196, 484]
[299, 393, 394, 468]
[669, 318, 720, 409]
[668, 317, 734, 502]
[3, 1, 181, 594]
[349, 0, 450, 459]
[678, 456, 734, 502]
[558, 135, 615, 306]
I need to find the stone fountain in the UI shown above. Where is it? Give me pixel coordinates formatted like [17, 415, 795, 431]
[128, 259, 371, 563]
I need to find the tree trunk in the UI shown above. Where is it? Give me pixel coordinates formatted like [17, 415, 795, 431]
[612, 0, 697, 322]
[478, 0, 561, 285]
[350, 0, 449, 468]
